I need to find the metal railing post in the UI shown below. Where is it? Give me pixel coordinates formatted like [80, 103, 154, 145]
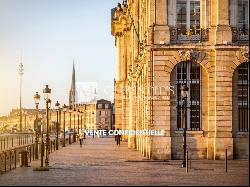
[225, 149, 228, 173]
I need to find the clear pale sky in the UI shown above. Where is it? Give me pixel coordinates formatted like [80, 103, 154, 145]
[0, 0, 118, 116]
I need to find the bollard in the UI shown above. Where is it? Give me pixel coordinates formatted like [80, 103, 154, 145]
[4, 152, 7, 172]
[41, 141, 44, 167]
[190, 154, 192, 170]
[14, 150, 16, 169]
[10, 151, 12, 171]
[225, 149, 228, 172]
[30, 146, 32, 163]
[12, 136, 14, 147]
[51, 141, 53, 153]
[186, 151, 189, 173]
[32, 144, 35, 160]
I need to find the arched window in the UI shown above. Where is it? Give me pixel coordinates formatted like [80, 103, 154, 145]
[237, 62, 249, 132]
[176, 61, 201, 130]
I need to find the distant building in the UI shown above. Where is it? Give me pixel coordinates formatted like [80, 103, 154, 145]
[0, 108, 46, 132]
[96, 99, 112, 131]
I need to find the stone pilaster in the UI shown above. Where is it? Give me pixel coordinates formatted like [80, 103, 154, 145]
[213, 50, 235, 159]
[154, 0, 170, 44]
[150, 51, 172, 160]
[209, 0, 232, 45]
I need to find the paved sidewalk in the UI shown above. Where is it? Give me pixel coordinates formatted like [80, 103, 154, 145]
[0, 137, 248, 186]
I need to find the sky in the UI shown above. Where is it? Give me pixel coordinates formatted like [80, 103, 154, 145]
[0, 0, 118, 116]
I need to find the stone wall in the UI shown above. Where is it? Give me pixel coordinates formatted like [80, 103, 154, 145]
[111, 0, 249, 160]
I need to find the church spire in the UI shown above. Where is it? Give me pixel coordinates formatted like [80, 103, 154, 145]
[69, 61, 76, 107]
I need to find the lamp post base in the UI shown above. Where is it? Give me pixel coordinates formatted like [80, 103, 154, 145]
[56, 137, 59, 150]
[63, 139, 66, 147]
[35, 138, 39, 160]
[45, 159, 49, 167]
[69, 134, 72, 144]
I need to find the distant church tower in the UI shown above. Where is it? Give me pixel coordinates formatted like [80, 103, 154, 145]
[69, 63, 77, 107]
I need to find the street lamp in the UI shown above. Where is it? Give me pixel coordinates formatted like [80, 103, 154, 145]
[84, 105, 86, 139]
[55, 101, 60, 150]
[73, 108, 76, 143]
[63, 104, 67, 147]
[69, 106, 72, 144]
[77, 109, 80, 135]
[47, 98, 51, 155]
[33, 92, 40, 160]
[80, 111, 83, 131]
[19, 62, 24, 132]
[181, 83, 189, 168]
[43, 85, 51, 168]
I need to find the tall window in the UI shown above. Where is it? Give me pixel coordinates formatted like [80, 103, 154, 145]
[176, 61, 201, 130]
[230, 0, 249, 42]
[238, 0, 249, 32]
[105, 104, 109, 109]
[98, 104, 102, 109]
[237, 62, 249, 132]
[176, 0, 200, 36]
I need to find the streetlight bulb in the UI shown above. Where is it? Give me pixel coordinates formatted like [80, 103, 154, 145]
[43, 85, 51, 100]
[55, 101, 60, 111]
[63, 104, 67, 112]
[34, 92, 41, 105]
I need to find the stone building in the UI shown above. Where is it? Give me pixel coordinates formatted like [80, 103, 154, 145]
[111, 0, 249, 160]
[80, 103, 96, 130]
[96, 99, 113, 131]
[0, 109, 46, 132]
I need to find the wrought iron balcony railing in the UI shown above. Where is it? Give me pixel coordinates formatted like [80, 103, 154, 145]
[231, 27, 249, 43]
[170, 27, 209, 44]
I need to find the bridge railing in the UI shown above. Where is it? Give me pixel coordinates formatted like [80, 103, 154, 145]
[0, 143, 35, 174]
[0, 134, 34, 151]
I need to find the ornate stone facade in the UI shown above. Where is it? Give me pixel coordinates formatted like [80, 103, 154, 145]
[111, 0, 249, 160]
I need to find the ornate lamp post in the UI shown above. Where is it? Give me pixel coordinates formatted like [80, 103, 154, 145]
[19, 62, 24, 132]
[43, 85, 51, 168]
[84, 105, 86, 139]
[55, 101, 60, 150]
[181, 83, 189, 168]
[77, 109, 80, 135]
[47, 99, 52, 155]
[40, 122, 44, 168]
[33, 92, 40, 160]
[73, 108, 76, 143]
[80, 111, 83, 131]
[63, 104, 67, 147]
[69, 106, 72, 144]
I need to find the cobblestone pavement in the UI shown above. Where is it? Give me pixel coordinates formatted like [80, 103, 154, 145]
[0, 137, 249, 186]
